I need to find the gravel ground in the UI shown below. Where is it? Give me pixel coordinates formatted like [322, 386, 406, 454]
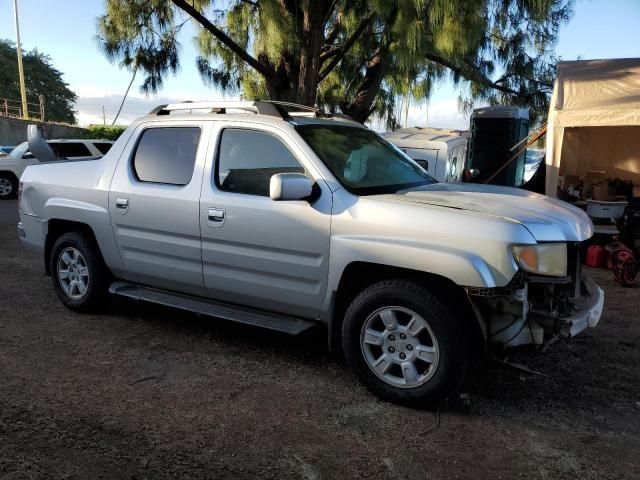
[0, 199, 638, 479]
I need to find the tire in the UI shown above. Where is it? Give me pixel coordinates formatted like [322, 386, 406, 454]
[0, 174, 17, 199]
[49, 232, 110, 312]
[342, 279, 470, 408]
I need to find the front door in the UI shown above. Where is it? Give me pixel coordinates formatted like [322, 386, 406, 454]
[199, 125, 332, 319]
[109, 122, 209, 296]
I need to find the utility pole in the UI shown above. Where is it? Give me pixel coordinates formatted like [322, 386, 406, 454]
[425, 99, 429, 127]
[13, 0, 29, 120]
[102, 105, 106, 125]
[403, 94, 410, 128]
[39, 94, 45, 121]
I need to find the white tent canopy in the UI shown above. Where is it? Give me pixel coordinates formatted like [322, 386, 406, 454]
[545, 58, 640, 196]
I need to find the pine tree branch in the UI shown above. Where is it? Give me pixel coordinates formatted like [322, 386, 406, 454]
[424, 52, 523, 96]
[495, 72, 553, 89]
[170, 0, 274, 78]
[319, 12, 375, 82]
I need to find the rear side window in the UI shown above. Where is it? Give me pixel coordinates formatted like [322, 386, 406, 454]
[133, 127, 201, 185]
[49, 142, 92, 158]
[216, 129, 304, 196]
[93, 142, 113, 155]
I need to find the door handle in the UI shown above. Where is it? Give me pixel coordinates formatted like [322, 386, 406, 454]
[115, 197, 129, 213]
[208, 207, 225, 222]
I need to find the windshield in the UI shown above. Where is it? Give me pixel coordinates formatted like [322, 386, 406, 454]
[295, 124, 437, 195]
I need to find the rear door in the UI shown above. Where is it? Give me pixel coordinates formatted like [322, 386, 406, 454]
[199, 123, 332, 319]
[109, 121, 210, 296]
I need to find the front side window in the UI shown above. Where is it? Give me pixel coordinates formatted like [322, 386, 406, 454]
[133, 127, 201, 185]
[216, 128, 305, 196]
[296, 125, 437, 195]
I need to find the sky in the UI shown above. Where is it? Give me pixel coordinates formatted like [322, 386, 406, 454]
[1, 0, 639, 129]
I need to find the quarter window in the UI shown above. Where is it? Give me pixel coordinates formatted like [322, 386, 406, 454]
[133, 127, 201, 185]
[216, 129, 305, 196]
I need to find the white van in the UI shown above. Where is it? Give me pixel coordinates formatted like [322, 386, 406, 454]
[383, 128, 468, 183]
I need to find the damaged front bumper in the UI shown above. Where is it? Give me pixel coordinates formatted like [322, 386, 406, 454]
[531, 275, 604, 338]
[469, 272, 604, 349]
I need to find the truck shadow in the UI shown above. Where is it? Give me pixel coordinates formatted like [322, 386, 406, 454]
[103, 295, 633, 421]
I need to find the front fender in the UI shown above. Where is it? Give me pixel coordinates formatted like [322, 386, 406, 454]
[326, 235, 518, 293]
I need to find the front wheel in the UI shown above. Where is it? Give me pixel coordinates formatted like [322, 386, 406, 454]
[342, 279, 469, 408]
[50, 232, 110, 312]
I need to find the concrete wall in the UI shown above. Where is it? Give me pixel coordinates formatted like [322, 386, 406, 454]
[0, 117, 87, 145]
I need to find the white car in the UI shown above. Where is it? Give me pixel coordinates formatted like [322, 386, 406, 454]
[0, 139, 113, 198]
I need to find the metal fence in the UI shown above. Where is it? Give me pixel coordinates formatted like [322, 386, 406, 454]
[0, 95, 45, 121]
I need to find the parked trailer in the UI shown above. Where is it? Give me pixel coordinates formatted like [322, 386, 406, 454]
[382, 128, 468, 182]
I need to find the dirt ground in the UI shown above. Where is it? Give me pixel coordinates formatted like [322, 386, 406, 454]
[0, 199, 638, 480]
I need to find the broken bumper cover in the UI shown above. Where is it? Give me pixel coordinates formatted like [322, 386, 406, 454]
[532, 275, 604, 338]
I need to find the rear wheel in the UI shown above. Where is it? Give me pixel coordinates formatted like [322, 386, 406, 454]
[342, 279, 469, 408]
[50, 232, 109, 312]
[0, 174, 17, 199]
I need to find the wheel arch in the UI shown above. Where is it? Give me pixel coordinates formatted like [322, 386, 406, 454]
[45, 220, 103, 276]
[0, 170, 19, 181]
[328, 261, 486, 361]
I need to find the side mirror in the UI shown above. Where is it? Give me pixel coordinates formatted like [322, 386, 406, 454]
[270, 173, 313, 201]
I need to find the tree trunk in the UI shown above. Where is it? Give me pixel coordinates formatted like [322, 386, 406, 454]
[297, 2, 324, 106]
[264, 54, 298, 102]
[340, 48, 387, 123]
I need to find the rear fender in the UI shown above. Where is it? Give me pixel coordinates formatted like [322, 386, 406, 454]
[43, 197, 123, 274]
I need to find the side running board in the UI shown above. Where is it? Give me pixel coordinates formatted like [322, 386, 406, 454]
[109, 281, 317, 335]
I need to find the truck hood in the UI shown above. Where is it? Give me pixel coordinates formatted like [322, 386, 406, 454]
[375, 183, 593, 242]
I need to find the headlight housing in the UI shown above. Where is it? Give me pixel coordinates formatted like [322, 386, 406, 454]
[511, 243, 567, 277]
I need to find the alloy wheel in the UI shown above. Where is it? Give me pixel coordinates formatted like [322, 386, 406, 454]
[57, 247, 90, 300]
[0, 178, 13, 197]
[360, 306, 440, 388]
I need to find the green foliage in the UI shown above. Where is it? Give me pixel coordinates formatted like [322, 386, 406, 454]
[0, 40, 77, 124]
[84, 125, 127, 141]
[97, 0, 572, 125]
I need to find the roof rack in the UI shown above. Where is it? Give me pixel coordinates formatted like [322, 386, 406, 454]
[148, 100, 327, 120]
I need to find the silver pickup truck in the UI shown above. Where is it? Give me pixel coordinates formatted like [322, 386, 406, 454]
[18, 101, 604, 406]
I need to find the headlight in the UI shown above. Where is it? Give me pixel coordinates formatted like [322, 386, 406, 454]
[511, 243, 567, 277]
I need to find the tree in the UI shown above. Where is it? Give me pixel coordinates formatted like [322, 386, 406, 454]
[83, 124, 127, 141]
[98, 0, 571, 126]
[0, 40, 77, 124]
